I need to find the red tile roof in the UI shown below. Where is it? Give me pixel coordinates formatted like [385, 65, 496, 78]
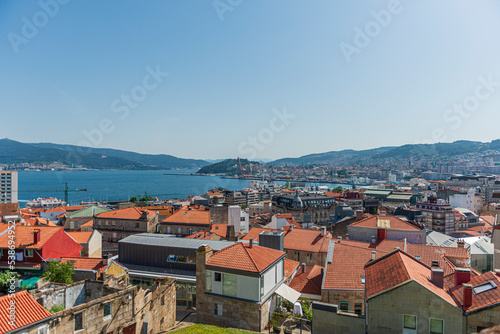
[211, 224, 228, 238]
[290, 265, 323, 296]
[161, 206, 210, 225]
[206, 242, 285, 273]
[81, 220, 93, 228]
[0, 203, 20, 217]
[61, 257, 105, 273]
[284, 258, 299, 279]
[0, 290, 52, 333]
[241, 227, 278, 242]
[184, 231, 217, 240]
[283, 228, 332, 253]
[450, 271, 500, 313]
[96, 207, 156, 220]
[0, 226, 61, 249]
[350, 215, 422, 231]
[365, 250, 456, 305]
[67, 231, 93, 243]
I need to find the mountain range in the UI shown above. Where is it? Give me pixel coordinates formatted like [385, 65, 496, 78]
[0, 139, 209, 170]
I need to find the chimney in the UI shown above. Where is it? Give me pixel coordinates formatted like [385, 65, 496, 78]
[371, 236, 376, 244]
[345, 233, 349, 240]
[463, 283, 473, 308]
[371, 250, 376, 261]
[457, 240, 465, 248]
[226, 224, 236, 241]
[495, 269, 500, 277]
[141, 210, 149, 219]
[431, 268, 444, 288]
[321, 227, 326, 236]
[33, 229, 41, 244]
[356, 210, 364, 221]
[454, 268, 471, 287]
[249, 238, 253, 248]
[337, 236, 342, 244]
[404, 238, 407, 252]
[301, 263, 306, 273]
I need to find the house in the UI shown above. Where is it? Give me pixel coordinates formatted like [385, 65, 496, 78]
[0, 290, 52, 334]
[0, 202, 20, 222]
[159, 206, 210, 236]
[94, 207, 158, 254]
[60, 257, 106, 281]
[0, 226, 82, 275]
[67, 230, 102, 257]
[289, 264, 323, 301]
[196, 242, 300, 332]
[267, 213, 301, 230]
[61, 205, 110, 231]
[30, 278, 176, 334]
[347, 215, 426, 244]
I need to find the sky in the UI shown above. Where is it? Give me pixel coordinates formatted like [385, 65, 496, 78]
[1, 0, 500, 160]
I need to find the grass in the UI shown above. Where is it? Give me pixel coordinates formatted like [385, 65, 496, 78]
[168, 324, 257, 333]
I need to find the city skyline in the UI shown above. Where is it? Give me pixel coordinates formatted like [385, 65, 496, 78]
[1, 1, 500, 159]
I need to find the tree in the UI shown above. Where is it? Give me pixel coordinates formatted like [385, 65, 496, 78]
[43, 261, 75, 284]
[213, 196, 219, 205]
[332, 186, 344, 193]
[129, 196, 137, 203]
[0, 271, 19, 292]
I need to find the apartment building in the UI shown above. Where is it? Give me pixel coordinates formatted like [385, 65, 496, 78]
[416, 197, 455, 234]
[0, 170, 17, 203]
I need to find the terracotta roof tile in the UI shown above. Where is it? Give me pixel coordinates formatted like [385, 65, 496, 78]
[211, 224, 227, 238]
[450, 271, 500, 313]
[350, 215, 421, 231]
[67, 231, 93, 244]
[290, 265, 323, 296]
[0, 226, 62, 249]
[206, 242, 285, 273]
[283, 229, 332, 253]
[284, 259, 299, 279]
[161, 206, 209, 225]
[0, 290, 51, 333]
[96, 207, 156, 220]
[61, 257, 105, 273]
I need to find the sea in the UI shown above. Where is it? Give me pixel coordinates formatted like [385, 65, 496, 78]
[17, 170, 349, 207]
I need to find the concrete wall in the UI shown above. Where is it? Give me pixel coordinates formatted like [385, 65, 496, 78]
[88, 230, 102, 258]
[466, 306, 500, 333]
[348, 225, 425, 244]
[367, 280, 465, 334]
[312, 302, 365, 334]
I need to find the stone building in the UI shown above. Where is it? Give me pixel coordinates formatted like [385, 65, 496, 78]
[196, 242, 299, 332]
[159, 205, 210, 236]
[272, 191, 336, 224]
[30, 278, 176, 334]
[94, 207, 159, 254]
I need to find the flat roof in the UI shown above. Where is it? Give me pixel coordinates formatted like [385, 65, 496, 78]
[119, 233, 240, 251]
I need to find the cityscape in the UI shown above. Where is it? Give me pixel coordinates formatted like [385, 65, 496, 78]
[1, 1, 500, 334]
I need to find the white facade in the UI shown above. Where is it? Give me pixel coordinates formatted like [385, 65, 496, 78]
[228, 205, 249, 233]
[449, 189, 475, 212]
[0, 170, 18, 203]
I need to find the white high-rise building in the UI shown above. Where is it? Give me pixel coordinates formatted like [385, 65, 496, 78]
[0, 170, 18, 203]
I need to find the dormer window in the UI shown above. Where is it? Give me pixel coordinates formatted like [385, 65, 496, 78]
[473, 281, 497, 295]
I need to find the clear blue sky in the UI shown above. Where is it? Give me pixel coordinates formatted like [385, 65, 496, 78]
[1, 0, 500, 160]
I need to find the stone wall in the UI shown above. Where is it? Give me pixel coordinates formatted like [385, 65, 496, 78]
[367, 280, 465, 334]
[312, 302, 365, 334]
[466, 307, 500, 333]
[320, 289, 365, 314]
[210, 206, 228, 224]
[285, 249, 326, 266]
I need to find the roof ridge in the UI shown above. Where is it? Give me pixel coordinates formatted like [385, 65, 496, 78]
[242, 243, 260, 272]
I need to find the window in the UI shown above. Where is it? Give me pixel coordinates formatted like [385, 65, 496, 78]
[214, 303, 223, 316]
[103, 301, 112, 320]
[222, 273, 237, 297]
[260, 276, 264, 298]
[214, 272, 222, 282]
[111, 220, 116, 226]
[0, 249, 3, 258]
[306, 253, 313, 265]
[403, 314, 416, 330]
[24, 249, 34, 257]
[37, 325, 49, 334]
[339, 302, 349, 312]
[430, 318, 444, 334]
[161, 296, 165, 305]
[205, 271, 212, 292]
[136, 222, 140, 228]
[188, 229, 193, 235]
[98, 220, 101, 225]
[294, 251, 300, 261]
[354, 303, 362, 315]
[105, 221, 109, 226]
[70, 221, 74, 230]
[473, 281, 497, 294]
[74, 312, 84, 331]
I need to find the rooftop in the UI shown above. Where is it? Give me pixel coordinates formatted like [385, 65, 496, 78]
[96, 207, 156, 220]
[0, 290, 52, 333]
[350, 215, 421, 231]
[161, 206, 210, 225]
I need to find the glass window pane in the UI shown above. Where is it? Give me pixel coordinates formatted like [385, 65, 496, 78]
[430, 319, 443, 334]
[206, 271, 212, 292]
[223, 273, 237, 297]
[404, 315, 416, 329]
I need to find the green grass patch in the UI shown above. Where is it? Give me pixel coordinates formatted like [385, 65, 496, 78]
[169, 324, 256, 333]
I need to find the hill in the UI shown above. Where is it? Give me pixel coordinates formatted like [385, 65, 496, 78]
[196, 158, 260, 175]
[33, 143, 209, 169]
[271, 140, 500, 166]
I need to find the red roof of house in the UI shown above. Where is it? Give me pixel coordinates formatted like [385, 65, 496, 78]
[275, 213, 293, 219]
[241, 227, 279, 242]
[81, 220, 93, 228]
[0, 290, 52, 333]
[184, 231, 217, 240]
[450, 271, 500, 313]
[290, 265, 323, 296]
[206, 242, 285, 273]
[284, 258, 299, 279]
[211, 224, 228, 238]
[350, 215, 421, 231]
[161, 206, 210, 225]
[61, 257, 105, 273]
[364, 250, 456, 305]
[0, 203, 20, 217]
[24, 218, 57, 227]
[0, 226, 62, 249]
[67, 231, 93, 244]
[283, 228, 332, 253]
[96, 207, 156, 220]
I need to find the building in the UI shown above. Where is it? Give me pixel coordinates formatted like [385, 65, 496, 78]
[60, 257, 106, 281]
[159, 206, 210, 236]
[94, 207, 158, 254]
[272, 192, 336, 224]
[67, 230, 102, 258]
[196, 242, 299, 332]
[61, 205, 110, 231]
[0, 290, 52, 334]
[449, 188, 476, 212]
[0, 226, 82, 275]
[0, 170, 17, 203]
[0, 202, 20, 222]
[446, 174, 497, 204]
[289, 264, 323, 301]
[416, 197, 455, 234]
[30, 278, 176, 334]
[228, 205, 249, 234]
[347, 215, 426, 244]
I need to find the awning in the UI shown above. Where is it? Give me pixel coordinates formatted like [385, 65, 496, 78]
[275, 283, 301, 304]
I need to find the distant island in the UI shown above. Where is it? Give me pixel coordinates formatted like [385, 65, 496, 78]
[196, 158, 261, 175]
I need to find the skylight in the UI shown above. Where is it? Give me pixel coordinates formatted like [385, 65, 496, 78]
[473, 281, 497, 295]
